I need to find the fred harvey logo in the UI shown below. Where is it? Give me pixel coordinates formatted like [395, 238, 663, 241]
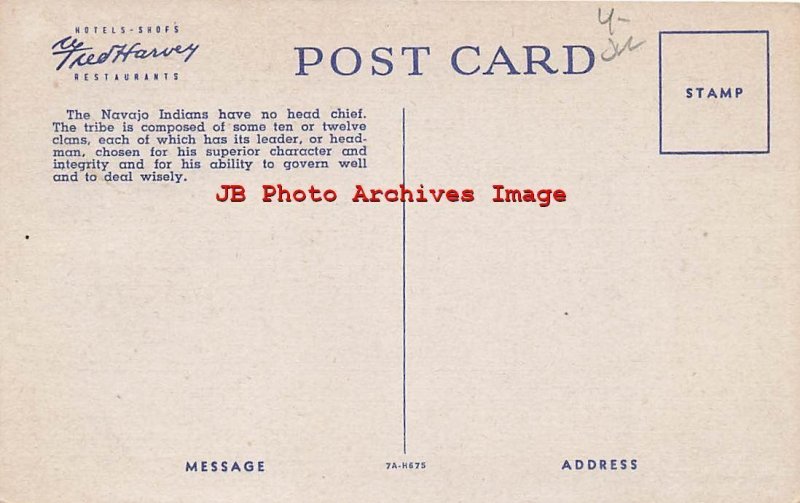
[51, 35, 199, 71]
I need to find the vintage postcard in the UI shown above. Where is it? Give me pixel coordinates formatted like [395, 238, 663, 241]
[1, 1, 798, 501]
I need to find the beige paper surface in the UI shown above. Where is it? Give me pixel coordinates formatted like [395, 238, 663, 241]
[1, 1, 799, 501]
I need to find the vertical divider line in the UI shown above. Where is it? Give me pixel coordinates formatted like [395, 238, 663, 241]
[658, 32, 663, 154]
[402, 107, 407, 455]
[766, 31, 770, 153]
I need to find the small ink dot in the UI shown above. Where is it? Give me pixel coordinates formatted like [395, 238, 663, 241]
[25, 235, 29, 240]
[564, 312, 569, 316]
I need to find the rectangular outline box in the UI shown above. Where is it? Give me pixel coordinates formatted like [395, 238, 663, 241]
[658, 30, 770, 155]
